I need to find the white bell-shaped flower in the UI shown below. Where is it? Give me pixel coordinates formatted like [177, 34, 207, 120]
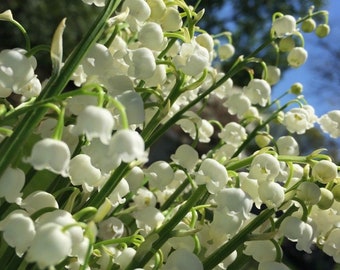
[210, 209, 244, 237]
[20, 191, 59, 215]
[125, 166, 144, 193]
[239, 172, 262, 209]
[122, 0, 151, 22]
[116, 90, 144, 125]
[115, 247, 136, 269]
[25, 138, 70, 177]
[81, 0, 105, 7]
[109, 129, 146, 165]
[161, 7, 183, 31]
[138, 22, 165, 50]
[248, 153, 280, 183]
[69, 154, 103, 188]
[0, 48, 37, 98]
[283, 105, 317, 134]
[195, 158, 228, 194]
[0, 210, 35, 256]
[107, 178, 130, 207]
[147, 0, 166, 21]
[132, 187, 157, 209]
[214, 188, 253, 219]
[276, 136, 299, 155]
[163, 249, 203, 270]
[243, 240, 277, 263]
[145, 161, 174, 191]
[171, 144, 199, 171]
[173, 41, 210, 76]
[133, 206, 165, 234]
[287, 47, 308, 68]
[223, 92, 251, 119]
[323, 228, 340, 263]
[98, 217, 125, 240]
[265, 65, 281, 85]
[218, 43, 235, 60]
[258, 181, 285, 209]
[144, 64, 167, 87]
[296, 181, 321, 205]
[272, 15, 296, 37]
[126, 48, 156, 80]
[26, 223, 72, 269]
[312, 160, 338, 184]
[0, 167, 25, 203]
[71, 105, 114, 144]
[218, 122, 247, 147]
[66, 95, 98, 115]
[259, 261, 291, 270]
[319, 110, 340, 138]
[243, 79, 271, 107]
[82, 138, 119, 173]
[279, 216, 314, 253]
[19, 75, 42, 98]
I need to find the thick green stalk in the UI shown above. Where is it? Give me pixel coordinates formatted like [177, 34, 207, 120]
[0, 0, 122, 177]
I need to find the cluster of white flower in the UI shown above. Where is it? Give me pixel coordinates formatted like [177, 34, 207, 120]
[0, 1, 339, 270]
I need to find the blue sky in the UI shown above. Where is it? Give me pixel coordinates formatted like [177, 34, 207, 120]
[274, 0, 340, 116]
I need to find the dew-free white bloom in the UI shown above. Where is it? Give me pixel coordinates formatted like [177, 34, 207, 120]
[145, 161, 174, 191]
[258, 181, 285, 209]
[223, 92, 251, 118]
[66, 95, 98, 115]
[195, 158, 228, 194]
[218, 43, 235, 60]
[71, 105, 115, 144]
[296, 181, 321, 205]
[163, 249, 203, 270]
[25, 138, 71, 177]
[132, 187, 157, 209]
[272, 14, 296, 37]
[218, 122, 247, 147]
[122, 0, 151, 22]
[173, 41, 210, 77]
[171, 144, 199, 171]
[126, 47, 156, 80]
[138, 22, 165, 50]
[20, 191, 59, 215]
[0, 210, 35, 257]
[26, 223, 72, 269]
[243, 79, 271, 107]
[265, 65, 281, 85]
[323, 228, 340, 263]
[81, 0, 105, 7]
[248, 153, 281, 183]
[243, 240, 277, 263]
[283, 105, 317, 134]
[0, 49, 39, 98]
[107, 178, 130, 207]
[312, 160, 338, 184]
[276, 135, 299, 155]
[109, 129, 146, 165]
[160, 6, 183, 31]
[98, 217, 125, 240]
[133, 206, 165, 234]
[0, 167, 25, 203]
[279, 216, 314, 253]
[259, 261, 291, 270]
[287, 47, 308, 68]
[116, 90, 144, 125]
[319, 110, 340, 138]
[69, 154, 103, 189]
[115, 247, 136, 269]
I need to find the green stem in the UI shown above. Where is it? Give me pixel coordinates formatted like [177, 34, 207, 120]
[0, 0, 122, 177]
[202, 208, 275, 270]
[126, 185, 207, 269]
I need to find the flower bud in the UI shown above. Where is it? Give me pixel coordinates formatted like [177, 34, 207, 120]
[332, 184, 340, 202]
[279, 36, 295, 52]
[301, 18, 316, 33]
[255, 133, 272, 148]
[218, 44, 235, 60]
[317, 188, 334, 210]
[296, 181, 321, 205]
[265, 65, 281, 85]
[315, 24, 330, 38]
[312, 160, 338, 184]
[287, 47, 308, 68]
[163, 249, 203, 270]
[290, 82, 303, 95]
